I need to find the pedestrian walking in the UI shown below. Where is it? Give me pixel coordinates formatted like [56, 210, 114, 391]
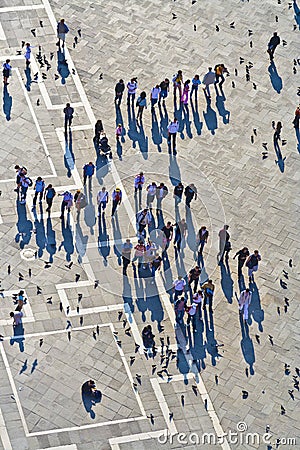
[74, 189, 86, 213]
[218, 224, 231, 263]
[136, 91, 147, 121]
[173, 275, 186, 301]
[246, 250, 261, 283]
[97, 187, 108, 215]
[175, 297, 186, 325]
[63, 103, 74, 130]
[24, 43, 32, 67]
[197, 226, 209, 256]
[188, 266, 201, 293]
[111, 187, 122, 217]
[190, 75, 201, 100]
[114, 79, 125, 106]
[150, 253, 162, 281]
[122, 239, 133, 275]
[115, 124, 123, 141]
[173, 218, 187, 252]
[192, 291, 203, 319]
[94, 119, 104, 146]
[132, 240, 146, 268]
[19, 173, 32, 204]
[172, 70, 183, 100]
[14, 165, 27, 195]
[10, 310, 23, 326]
[83, 162, 95, 188]
[57, 19, 69, 48]
[238, 288, 252, 323]
[32, 176, 45, 207]
[274, 121, 282, 142]
[134, 172, 145, 207]
[186, 302, 198, 332]
[59, 190, 73, 218]
[136, 208, 152, 238]
[146, 182, 157, 208]
[173, 182, 184, 207]
[167, 118, 179, 154]
[202, 279, 215, 313]
[161, 221, 173, 253]
[2, 59, 12, 85]
[214, 64, 229, 89]
[159, 78, 170, 104]
[184, 183, 197, 208]
[15, 290, 25, 311]
[181, 80, 190, 105]
[267, 32, 280, 61]
[127, 77, 138, 106]
[202, 67, 215, 99]
[44, 184, 56, 213]
[150, 84, 161, 111]
[156, 182, 168, 212]
[292, 105, 300, 129]
[233, 247, 250, 278]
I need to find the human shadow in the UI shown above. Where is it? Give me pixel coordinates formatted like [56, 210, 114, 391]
[33, 206, 46, 258]
[168, 153, 181, 187]
[203, 99, 218, 135]
[95, 153, 109, 185]
[219, 260, 234, 303]
[216, 94, 230, 124]
[268, 61, 282, 94]
[57, 48, 70, 85]
[24, 67, 31, 91]
[151, 109, 162, 152]
[58, 214, 74, 261]
[83, 186, 96, 235]
[98, 213, 110, 265]
[248, 281, 264, 332]
[174, 103, 185, 140]
[10, 323, 25, 352]
[127, 106, 148, 158]
[158, 102, 169, 141]
[112, 214, 122, 266]
[46, 217, 56, 263]
[144, 280, 164, 331]
[296, 128, 300, 154]
[185, 207, 197, 253]
[273, 135, 286, 173]
[190, 98, 203, 136]
[122, 276, 134, 312]
[81, 386, 102, 419]
[64, 128, 74, 178]
[75, 219, 88, 264]
[15, 202, 33, 249]
[3, 85, 12, 121]
[293, 0, 300, 29]
[203, 309, 221, 366]
[186, 317, 206, 371]
[239, 314, 255, 375]
[182, 104, 193, 139]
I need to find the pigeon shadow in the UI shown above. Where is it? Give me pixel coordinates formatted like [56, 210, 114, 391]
[58, 214, 74, 261]
[64, 128, 74, 178]
[219, 260, 233, 303]
[57, 48, 70, 85]
[24, 67, 31, 91]
[203, 99, 218, 135]
[268, 61, 282, 94]
[15, 202, 33, 249]
[273, 136, 286, 173]
[98, 214, 110, 265]
[190, 98, 203, 135]
[293, 0, 300, 29]
[10, 323, 25, 352]
[3, 85, 12, 120]
[46, 217, 56, 263]
[216, 95, 230, 124]
[151, 109, 162, 152]
[239, 314, 255, 375]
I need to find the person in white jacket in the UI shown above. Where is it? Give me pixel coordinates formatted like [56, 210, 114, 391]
[238, 288, 252, 323]
[202, 67, 215, 99]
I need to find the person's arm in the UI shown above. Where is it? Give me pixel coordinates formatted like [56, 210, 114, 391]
[233, 251, 239, 259]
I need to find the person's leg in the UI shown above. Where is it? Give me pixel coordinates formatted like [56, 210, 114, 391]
[61, 200, 66, 217]
[39, 191, 43, 203]
[33, 191, 38, 206]
[206, 84, 211, 98]
[208, 295, 213, 313]
[172, 133, 176, 152]
[83, 173, 87, 185]
[127, 93, 130, 106]
[193, 278, 199, 294]
[219, 74, 225, 87]
[111, 200, 117, 216]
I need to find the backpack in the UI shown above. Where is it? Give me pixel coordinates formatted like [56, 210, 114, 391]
[172, 74, 177, 83]
[26, 177, 33, 186]
[114, 191, 121, 202]
[136, 96, 141, 107]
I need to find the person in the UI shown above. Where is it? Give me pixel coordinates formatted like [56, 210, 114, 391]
[136, 91, 147, 121]
[10, 310, 23, 326]
[19, 173, 32, 204]
[111, 187, 122, 217]
[167, 118, 179, 154]
[159, 78, 170, 104]
[24, 43, 32, 67]
[201, 279, 215, 313]
[188, 266, 201, 294]
[173, 182, 184, 207]
[122, 239, 133, 275]
[172, 70, 183, 99]
[63, 103, 74, 130]
[136, 208, 152, 238]
[94, 120, 104, 146]
[197, 226, 209, 256]
[14, 165, 27, 195]
[181, 80, 190, 105]
[114, 79, 125, 106]
[134, 172, 145, 198]
[15, 290, 25, 311]
[246, 250, 261, 283]
[57, 19, 69, 48]
[186, 302, 198, 332]
[174, 296, 186, 325]
[238, 288, 252, 323]
[202, 67, 215, 99]
[233, 247, 250, 278]
[173, 218, 187, 252]
[59, 190, 73, 218]
[150, 84, 161, 111]
[115, 124, 123, 141]
[74, 189, 86, 215]
[32, 176, 45, 207]
[267, 32, 280, 61]
[142, 325, 155, 348]
[83, 162, 95, 188]
[293, 104, 300, 129]
[146, 182, 157, 208]
[190, 74, 201, 100]
[218, 225, 231, 262]
[173, 276, 186, 301]
[97, 187, 108, 215]
[44, 184, 56, 213]
[161, 221, 173, 253]
[151, 253, 162, 281]
[214, 64, 229, 89]
[132, 240, 146, 268]
[2, 59, 11, 85]
[192, 291, 203, 319]
[127, 77, 138, 106]
[184, 183, 197, 207]
[156, 182, 168, 211]
[274, 121, 282, 142]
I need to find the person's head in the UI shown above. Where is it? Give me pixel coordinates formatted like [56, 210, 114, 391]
[194, 74, 199, 80]
[159, 182, 164, 187]
[66, 102, 70, 107]
[19, 290, 24, 295]
[178, 275, 182, 280]
[126, 239, 131, 243]
[48, 184, 53, 188]
[185, 79, 190, 85]
[242, 247, 248, 253]
[167, 221, 171, 227]
[37, 176, 42, 181]
[10, 312, 14, 318]
[165, 78, 169, 83]
[254, 250, 259, 255]
[115, 188, 121, 193]
[152, 182, 156, 186]
[117, 123, 122, 128]
[208, 279, 213, 284]
[178, 182, 183, 187]
[88, 161, 93, 165]
[178, 70, 182, 75]
[201, 226, 207, 231]
[138, 239, 143, 244]
[26, 43, 30, 48]
[6, 59, 10, 64]
[245, 288, 250, 293]
[15, 165, 20, 170]
[76, 189, 81, 193]
[140, 91, 146, 99]
[181, 218, 186, 223]
[155, 84, 159, 88]
[273, 32, 277, 36]
[60, 19, 65, 23]
[131, 77, 137, 83]
[195, 265, 200, 270]
[224, 224, 229, 230]
[139, 171, 144, 176]
[220, 64, 225, 68]
[143, 208, 148, 213]
[119, 79, 124, 83]
[102, 186, 106, 192]
[208, 67, 212, 71]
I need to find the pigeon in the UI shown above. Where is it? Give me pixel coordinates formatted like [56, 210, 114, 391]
[16, 50, 22, 55]
[250, 135, 254, 143]
[122, 319, 127, 328]
[293, 67, 297, 75]
[280, 405, 286, 415]
[192, 0, 197, 4]
[74, 36, 78, 44]
[262, 143, 268, 150]
[39, 338, 43, 347]
[294, 24, 297, 30]
[245, 368, 249, 377]
[135, 343, 140, 353]
[22, 41, 25, 48]
[166, 336, 170, 346]
[66, 306, 70, 315]
[78, 293, 83, 302]
[192, 385, 198, 395]
[282, 40, 287, 47]
[31, 29, 36, 37]
[249, 41, 253, 48]
[280, 279, 287, 289]
[31, 359, 38, 374]
[255, 334, 260, 344]
[94, 280, 99, 288]
[239, 57, 245, 64]
[157, 370, 163, 377]
[130, 356, 135, 366]
[275, 15, 278, 22]
[284, 297, 289, 306]
[65, 262, 73, 269]
[152, 364, 156, 374]
[242, 390, 248, 399]
[125, 327, 131, 335]
[284, 305, 288, 313]
[204, 399, 208, 410]
[169, 412, 173, 421]
[252, 82, 257, 90]
[282, 140, 287, 146]
[8, 265, 11, 275]
[75, 274, 80, 282]
[277, 307, 281, 315]
[46, 297, 52, 304]
[262, 152, 268, 159]
[99, 73, 103, 80]
[50, 52, 54, 60]
[72, 68, 76, 75]
[46, 63, 51, 71]
[73, 42, 76, 49]
[37, 286, 42, 295]
[215, 375, 219, 385]
[248, 29, 253, 36]
[118, 311, 123, 320]
[294, 380, 299, 390]
[232, 81, 235, 88]
[289, 3, 293, 9]
[288, 390, 294, 400]
[113, 331, 118, 336]
[96, 325, 100, 335]
[172, 13, 177, 19]
[282, 269, 288, 278]
[234, 68, 238, 76]
[36, 99, 40, 106]
[284, 364, 290, 375]
[194, 25, 197, 31]
[19, 272, 24, 281]
[216, 25, 220, 32]
[42, 73, 47, 80]
[33, 72, 38, 81]
[148, 414, 154, 424]
[59, 302, 63, 312]
[19, 359, 28, 374]
[76, 306, 79, 314]
[288, 259, 293, 268]
[230, 21, 235, 29]
[67, 331, 71, 341]
[132, 382, 138, 389]
[79, 316, 83, 326]
[93, 331, 97, 340]
[78, 29, 82, 37]
[181, 394, 185, 406]
[116, 340, 122, 347]
[269, 335, 274, 345]
[54, 74, 59, 80]
[66, 320, 72, 329]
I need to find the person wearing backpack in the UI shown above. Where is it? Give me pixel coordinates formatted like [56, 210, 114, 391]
[214, 64, 229, 89]
[156, 182, 168, 212]
[136, 91, 147, 121]
[44, 184, 56, 213]
[202, 279, 215, 313]
[59, 190, 73, 219]
[32, 176, 45, 207]
[246, 250, 261, 283]
[19, 173, 32, 204]
[172, 70, 183, 100]
[57, 19, 69, 48]
[111, 188, 122, 217]
[174, 297, 186, 325]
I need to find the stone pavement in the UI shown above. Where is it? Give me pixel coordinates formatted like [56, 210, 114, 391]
[0, 0, 299, 449]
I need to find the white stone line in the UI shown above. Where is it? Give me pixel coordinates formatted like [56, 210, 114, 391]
[56, 280, 92, 290]
[109, 323, 146, 417]
[150, 378, 177, 435]
[0, 5, 45, 13]
[0, 214, 3, 224]
[124, 303, 144, 355]
[39, 446, 77, 450]
[0, 175, 54, 184]
[49, 102, 83, 111]
[109, 430, 167, 449]
[0, 344, 29, 436]
[15, 68, 57, 177]
[0, 23, 6, 40]
[0, 408, 12, 450]
[55, 128, 82, 187]
[55, 124, 93, 131]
